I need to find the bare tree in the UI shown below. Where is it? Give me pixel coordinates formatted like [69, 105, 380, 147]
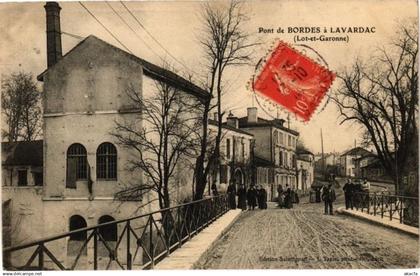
[1, 72, 42, 142]
[194, 1, 257, 199]
[332, 21, 418, 195]
[112, 76, 201, 209]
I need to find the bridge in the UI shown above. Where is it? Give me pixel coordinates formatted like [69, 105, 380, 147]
[3, 186, 419, 270]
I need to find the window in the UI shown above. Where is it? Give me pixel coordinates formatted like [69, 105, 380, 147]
[33, 172, 43, 186]
[17, 170, 27, 186]
[97, 143, 117, 180]
[68, 215, 87, 256]
[98, 215, 119, 256]
[279, 151, 283, 166]
[226, 139, 231, 159]
[241, 141, 245, 161]
[279, 132, 284, 145]
[67, 144, 88, 188]
[288, 135, 291, 146]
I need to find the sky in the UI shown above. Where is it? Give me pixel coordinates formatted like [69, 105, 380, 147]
[0, 0, 417, 154]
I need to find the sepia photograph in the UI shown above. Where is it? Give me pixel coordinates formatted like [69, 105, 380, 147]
[0, 0, 419, 272]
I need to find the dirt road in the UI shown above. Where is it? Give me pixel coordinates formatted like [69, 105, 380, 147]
[197, 196, 419, 269]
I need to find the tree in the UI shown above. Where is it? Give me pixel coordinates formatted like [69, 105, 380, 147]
[112, 75, 201, 210]
[332, 21, 418, 195]
[194, 1, 257, 199]
[1, 72, 42, 142]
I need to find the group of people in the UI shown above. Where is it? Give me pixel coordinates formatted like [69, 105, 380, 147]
[227, 183, 267, 210]
[277, 184, 299, 209]
[342, 178, 366, 210]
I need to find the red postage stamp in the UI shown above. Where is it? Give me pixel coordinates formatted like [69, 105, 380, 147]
[252, 41, 335, 121]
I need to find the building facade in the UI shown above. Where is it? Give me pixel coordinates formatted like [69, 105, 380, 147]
[339, 147, 371, 177]
[296, 148, 314, 194]
[238, 107, 299, 200]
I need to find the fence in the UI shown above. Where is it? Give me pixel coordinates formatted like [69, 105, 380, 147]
[352, 192, 419, 227]
[3, 195, 229, 270]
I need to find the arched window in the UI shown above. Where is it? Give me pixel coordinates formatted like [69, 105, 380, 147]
[68, 215, 87, 257]
[98, 215, 117, 241]
[96, 143, 117, 180]
[69, 215, 87, 241]
[67, 144, 88, 186]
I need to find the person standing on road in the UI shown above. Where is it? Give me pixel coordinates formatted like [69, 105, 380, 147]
[247, 185, 257, 210]
[343, 179, 353, 210]
[256, 185, 268, 209]
[237, 184, 247, 210]
[277, 184, 284, 208]
[284, 184, 293, 209]
[227, 182, 237, 209]
[322, 183, 336, 215]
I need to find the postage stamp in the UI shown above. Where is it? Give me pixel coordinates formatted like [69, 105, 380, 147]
[252, 41, 336, 121]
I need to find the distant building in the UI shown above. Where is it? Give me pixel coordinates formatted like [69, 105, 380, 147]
[238, 107, 299, 200]
[208, 116, 254, 193]
[296, 148, 314, 193]
[339, 147, 372, 177]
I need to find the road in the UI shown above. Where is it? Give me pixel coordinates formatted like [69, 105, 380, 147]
[196, 191, 419, 269]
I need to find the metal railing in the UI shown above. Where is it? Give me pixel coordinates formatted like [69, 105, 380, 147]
[3, 195, 229, 270]
[352, 192, 419, 227]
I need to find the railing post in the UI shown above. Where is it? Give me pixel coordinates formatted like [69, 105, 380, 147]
[373, 193, 377, 216]
[381, 194, 384, 219]
[390, 197, 393, 221]
[93, 229, 98, 270]
[399, 197, 403, 224]
[38, 243, 44, 270]
[126, 221, 132, 270]
[149, 215, 154, 268]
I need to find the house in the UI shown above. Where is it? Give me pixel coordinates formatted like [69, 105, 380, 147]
[296, 148, 314, 194]
[2, 140, 43, 187]
[3, 2, 209, 268]
[339, 147, 372, 177]
[208, 114, 254, 193]
[238, 107, 299, 200]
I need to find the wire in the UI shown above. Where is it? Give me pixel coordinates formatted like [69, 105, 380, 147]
[119, 1, 190, 72]
[105, 1, 165, 63]
[78, 1, 133, 54]
[61, 31, 84, 40]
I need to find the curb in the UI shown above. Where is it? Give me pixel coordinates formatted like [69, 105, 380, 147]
[192, 209, 243, 269]
[336, 207, 419, 237]
[154, 209, 242, 270]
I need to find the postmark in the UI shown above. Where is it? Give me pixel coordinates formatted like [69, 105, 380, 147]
[252, 41, 335, 121]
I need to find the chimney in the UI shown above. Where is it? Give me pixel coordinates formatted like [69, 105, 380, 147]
[226, 111, 239, 129]
[44, 2, 62, 68]
[247, 107, 257, 123]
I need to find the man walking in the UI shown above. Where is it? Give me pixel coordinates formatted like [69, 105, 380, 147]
[342, 179, 353, 210]
[322, 183, 336, 215]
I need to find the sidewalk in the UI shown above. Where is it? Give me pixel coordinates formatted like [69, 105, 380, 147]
[337, 207, 419, 237]
[155, 209, 242, 270]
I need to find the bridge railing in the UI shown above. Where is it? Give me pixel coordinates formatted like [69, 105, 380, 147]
[353, 192, 419, 227]
[3, 195, 229, 270]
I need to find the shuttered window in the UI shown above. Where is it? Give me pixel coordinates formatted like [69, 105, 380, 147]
[67, 144, 87, 188]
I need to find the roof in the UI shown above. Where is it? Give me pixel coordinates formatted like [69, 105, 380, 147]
[208, 119, 254, 136]
[341, 147, 372, 157]
[1, 140, 43, 167]
[254, 155, 275, 167]
[238, 116, 299, 136]
[296, 147, 314, 156]
[37, 35, 210, 101]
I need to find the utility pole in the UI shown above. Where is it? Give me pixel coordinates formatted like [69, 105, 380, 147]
[321, 128, 325, 180]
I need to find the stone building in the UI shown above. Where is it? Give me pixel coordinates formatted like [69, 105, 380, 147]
[238, 107, 299, 201]
[2, 2, 208, 268]
[296, 148, 314, 194]
[339, 147, 371, 177]
[208, 115, 254, 193]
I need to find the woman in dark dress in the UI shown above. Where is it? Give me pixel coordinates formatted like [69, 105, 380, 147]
[227, 182, 237, 209]
[247, 186, 257, 210]
[284, 185, 293, 209]
[237, 184, 247, 210]
[262, 187, 268, 209]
